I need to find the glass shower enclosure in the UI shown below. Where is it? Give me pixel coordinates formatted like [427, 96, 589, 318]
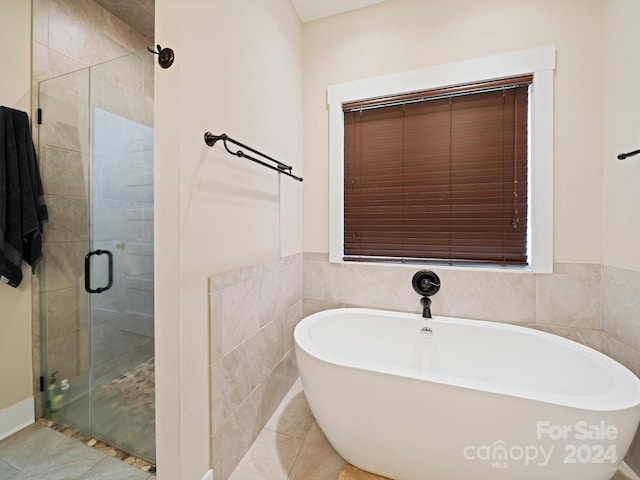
[37, 51, 155, 462]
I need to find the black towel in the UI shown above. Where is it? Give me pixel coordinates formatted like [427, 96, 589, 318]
[0, 106, 48, 288]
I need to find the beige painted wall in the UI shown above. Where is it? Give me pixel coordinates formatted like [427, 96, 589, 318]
[601, 1, 640, 471]
[154, 0, 303, 478]
[0, 0, 34, 413]
[602, 0, 640, 272]
[302, 0, 605, 264]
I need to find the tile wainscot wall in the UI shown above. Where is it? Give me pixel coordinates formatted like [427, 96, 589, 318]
[210, 253, 303, 480]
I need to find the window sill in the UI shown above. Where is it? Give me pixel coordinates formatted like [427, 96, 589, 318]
[331, 258, 535, 275]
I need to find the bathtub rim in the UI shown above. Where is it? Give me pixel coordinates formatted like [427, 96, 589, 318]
[294, 307, 640, 412]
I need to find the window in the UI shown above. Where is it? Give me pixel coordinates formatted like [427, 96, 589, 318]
[328, 46, 555, 273]
[342, 76, 531, 266]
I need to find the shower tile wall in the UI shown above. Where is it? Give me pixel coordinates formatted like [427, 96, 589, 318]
[302, 254, 640, 472]
[209, 254, 303, 480]
[32, 0, 152, 417]
[32, 0, 148, 85]
[37, 68, 90, 423]
[90, 106, 154, 389]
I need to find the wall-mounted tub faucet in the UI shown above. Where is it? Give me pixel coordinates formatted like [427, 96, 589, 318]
[421, 297, 432, 319]
[412, 270, 441, 319]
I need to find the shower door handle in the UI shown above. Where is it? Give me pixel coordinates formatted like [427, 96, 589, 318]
[84, 249, 114, 294]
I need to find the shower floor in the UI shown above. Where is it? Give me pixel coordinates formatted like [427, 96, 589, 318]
[54, 357, 156, 463]
[93, 356, 156, 462]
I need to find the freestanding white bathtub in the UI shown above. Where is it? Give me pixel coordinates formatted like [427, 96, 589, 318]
[294, 308, 640, 480]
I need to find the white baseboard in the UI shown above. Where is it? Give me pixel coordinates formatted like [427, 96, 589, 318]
[0, 397, 34, 441]
[621, 462, 640, 480]
[200, 469, 213, 480]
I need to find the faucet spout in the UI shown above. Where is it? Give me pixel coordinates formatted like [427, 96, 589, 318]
[420, 297, 432, 319]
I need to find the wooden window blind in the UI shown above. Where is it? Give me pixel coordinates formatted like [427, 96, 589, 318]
[343, 76, 531, 266]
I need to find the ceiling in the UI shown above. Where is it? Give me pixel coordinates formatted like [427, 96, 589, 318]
[291, 0, 387, 22]
[94, 0, 387, 41]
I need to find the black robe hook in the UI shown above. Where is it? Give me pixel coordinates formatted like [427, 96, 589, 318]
[147, 44, 174, 69]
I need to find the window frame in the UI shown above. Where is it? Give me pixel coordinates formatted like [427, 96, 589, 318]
[327, 46, 556, 273]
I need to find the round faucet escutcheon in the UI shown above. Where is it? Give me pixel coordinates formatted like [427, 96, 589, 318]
[412, 270, 441, 296]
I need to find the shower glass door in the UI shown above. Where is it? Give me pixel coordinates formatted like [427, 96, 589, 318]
[38, 50, 155, 462]
[88, 51, 155, 462]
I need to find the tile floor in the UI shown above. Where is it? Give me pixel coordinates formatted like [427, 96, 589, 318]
[4, 381, 633, 480]
[0, 424, 156, 480]
[232, 380, 636, 480]
[228, 379, 346, 480]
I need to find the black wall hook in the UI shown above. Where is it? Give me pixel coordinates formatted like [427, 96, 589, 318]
[147, 44, 174, 69]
